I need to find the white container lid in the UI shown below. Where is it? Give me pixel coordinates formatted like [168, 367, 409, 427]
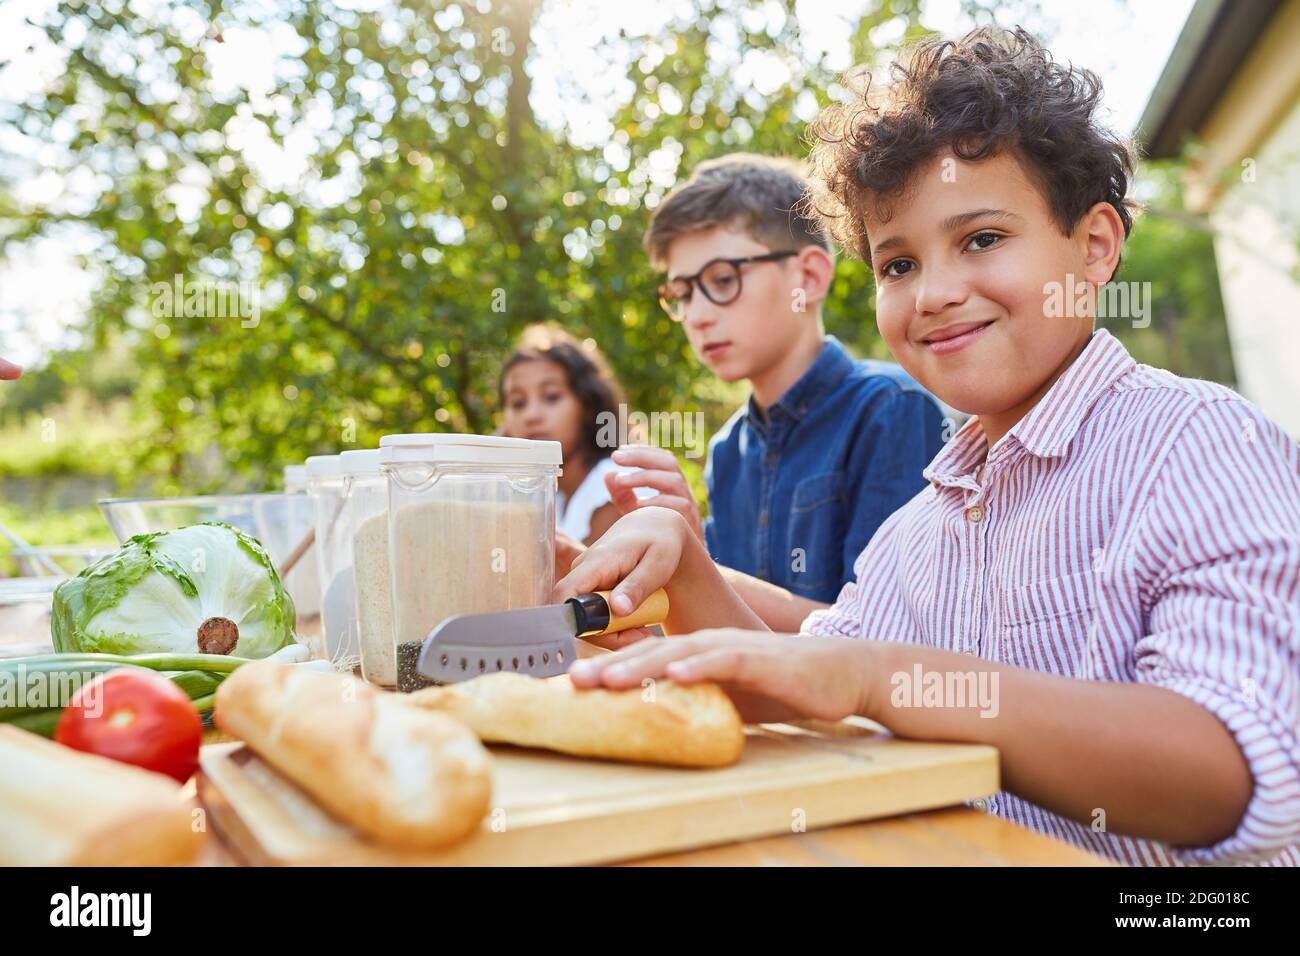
[339, 449, 383, 476]
[380, 433, 562, 467]
[304, 454, 343, 478]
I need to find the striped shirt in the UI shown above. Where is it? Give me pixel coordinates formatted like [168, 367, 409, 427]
[803, 329, 1300, 866]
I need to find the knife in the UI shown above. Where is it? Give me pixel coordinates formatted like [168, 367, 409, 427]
[417, 588, 670, 684]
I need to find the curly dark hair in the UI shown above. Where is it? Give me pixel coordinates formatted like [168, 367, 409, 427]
[805, 27, 1136, 271]
[499, 324, 625, 463]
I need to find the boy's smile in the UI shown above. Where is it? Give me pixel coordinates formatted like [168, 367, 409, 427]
[865, 150, 1122, 449]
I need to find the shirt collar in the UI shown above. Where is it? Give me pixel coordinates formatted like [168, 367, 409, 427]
[924, 329, 1136, 487]
[747, 336, 855, 427]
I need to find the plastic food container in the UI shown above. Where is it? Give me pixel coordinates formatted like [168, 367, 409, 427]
[305, 454, 352, 665]
[380, 434, 561, 691]
[338, 450, 394, 686]
[283, 464, 308, 493]
[278, 463, 321, 642]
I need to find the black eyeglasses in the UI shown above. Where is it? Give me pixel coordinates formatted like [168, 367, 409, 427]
[657, 250, 798, 321]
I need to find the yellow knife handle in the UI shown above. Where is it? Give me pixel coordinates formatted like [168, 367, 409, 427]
[571, 588, 670, 636]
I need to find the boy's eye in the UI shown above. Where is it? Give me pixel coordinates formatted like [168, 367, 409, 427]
[704, 274, 737, 296]
[881, 259, 915, 279]
[967, 231, 1003, 251]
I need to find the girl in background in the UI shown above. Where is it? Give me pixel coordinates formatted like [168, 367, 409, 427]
[499, 324, 626, 546]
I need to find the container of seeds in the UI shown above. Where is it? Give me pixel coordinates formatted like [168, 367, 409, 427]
[379, 434, 561, 691]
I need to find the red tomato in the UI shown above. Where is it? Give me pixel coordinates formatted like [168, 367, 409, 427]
[55, 669, 202, 783]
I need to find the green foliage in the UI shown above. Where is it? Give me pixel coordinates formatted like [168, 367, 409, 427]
[0, 0, 1236, 523]
[0, 396, 132, 478]
[1108, 163, 1235, 385]
[3, 0, 944, 495]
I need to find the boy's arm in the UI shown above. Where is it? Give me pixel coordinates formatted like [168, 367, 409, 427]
[716, 566, 828, 632]
[864, 642, 1254, 849]
[568, 631, 1251, 848]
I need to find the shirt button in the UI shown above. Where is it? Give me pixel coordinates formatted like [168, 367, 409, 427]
[972, 797, 989, 812]
[759, 512, 768, 527]
[966, 506, 985, 523]
[766, 452, 778, 467]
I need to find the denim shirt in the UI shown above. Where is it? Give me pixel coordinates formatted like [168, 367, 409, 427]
[703, 337, 945, 603]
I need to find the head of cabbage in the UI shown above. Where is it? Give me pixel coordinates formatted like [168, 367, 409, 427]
[52, 522, 297, 658]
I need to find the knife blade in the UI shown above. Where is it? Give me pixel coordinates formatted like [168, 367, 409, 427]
[417, 588, 669, 684]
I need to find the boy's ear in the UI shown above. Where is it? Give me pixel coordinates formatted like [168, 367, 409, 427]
[1080, 202, 1125, 287]
[795, 245, 835, 309]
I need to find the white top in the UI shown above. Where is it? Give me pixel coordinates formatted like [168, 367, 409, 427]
[557, 457, 655, 542]
[379, 433, 562, 467]
[339, 449, 383, 475]
[304, 454, 342, 478]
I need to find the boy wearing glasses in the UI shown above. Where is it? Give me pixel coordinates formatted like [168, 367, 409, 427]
[603, 154, 944, 631]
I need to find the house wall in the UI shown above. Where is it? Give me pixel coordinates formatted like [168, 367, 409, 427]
[1208, 95, 1300, 438]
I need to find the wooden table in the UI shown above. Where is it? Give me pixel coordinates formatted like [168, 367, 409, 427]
[190, 731, 1106, 866]
[4, 605, 1108, 867]
[628, 805, 1109, 865]
[193, 795, 1107, 866]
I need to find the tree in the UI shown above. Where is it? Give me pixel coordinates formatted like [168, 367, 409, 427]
[18, 0, 1236, 502]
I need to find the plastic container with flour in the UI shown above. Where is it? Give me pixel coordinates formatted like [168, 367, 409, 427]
[379, 434, 561, 692]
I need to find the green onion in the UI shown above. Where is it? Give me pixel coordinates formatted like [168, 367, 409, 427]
[1, 653, 253, 674]
[0, 654, 241, 736]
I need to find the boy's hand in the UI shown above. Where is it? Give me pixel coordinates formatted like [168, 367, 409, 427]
[568, 629, 875, 724]
[604, 446, 705, 542]
[554, 506, 692, 650]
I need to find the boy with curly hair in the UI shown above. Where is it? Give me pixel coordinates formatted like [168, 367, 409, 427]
[557, 28, 1300, 866]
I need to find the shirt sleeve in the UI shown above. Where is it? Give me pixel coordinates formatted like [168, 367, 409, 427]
[801, 501, 919, 639]
[837, 387, 945, 588]
[1132, 398, 1300, 865]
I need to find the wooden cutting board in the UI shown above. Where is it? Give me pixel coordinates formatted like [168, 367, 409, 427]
[197, 719, 999, 866]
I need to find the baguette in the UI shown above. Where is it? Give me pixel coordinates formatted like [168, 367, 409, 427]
[0, 725, 204, 866]
[409, 672, 745, 767]
[215, 661, 492, 849]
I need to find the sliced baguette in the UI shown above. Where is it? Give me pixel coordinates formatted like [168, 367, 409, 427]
[0, 725, 204, 866]
[215, 661, 492, 849]
[409, 672, 745, 767]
